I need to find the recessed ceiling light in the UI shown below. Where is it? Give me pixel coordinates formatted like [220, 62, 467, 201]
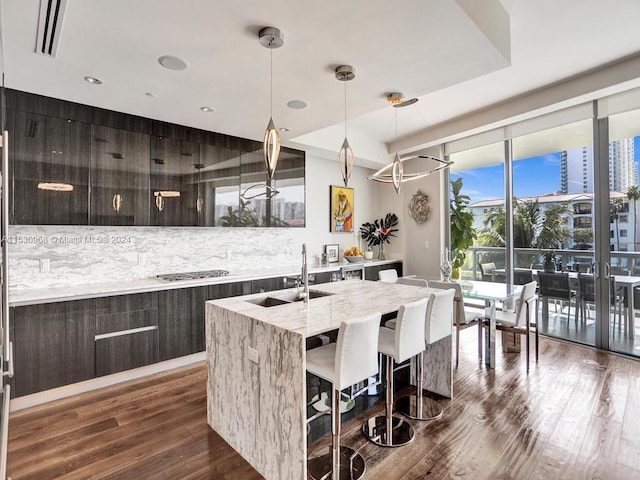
[279, 127, 290, 132]
[200, 106, 214, 112]
[158, 55, 188, 71]
[287, 99, 308, 109]
[84, 76, 103, 85]
[145, 92, 155, 98]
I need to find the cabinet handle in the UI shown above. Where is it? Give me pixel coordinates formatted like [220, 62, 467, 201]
[1, 342, 13, 379]
[112, 193, 123, 213]
[95, 325, 158, 340]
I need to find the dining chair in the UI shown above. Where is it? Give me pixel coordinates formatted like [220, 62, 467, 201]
[378, 269, 399, 283]
[536, 271, 578, 325]
[428, 280, 484, 367]
[577, 273, 625, 330]
[514, 269, 534, 285]
[479, 262, 496, 281]
[481, 281, 538, 371]
[396, 277, 428, 287]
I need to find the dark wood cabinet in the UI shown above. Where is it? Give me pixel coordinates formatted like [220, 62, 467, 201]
[90, 125, 150, 225]
[95, 330, 159, 377]
[95, 293, 159, 377]
[150, 136, 200, 226]
[209, 281, 252, 299]
[11, 299, 96, 397]
[158, 286, 209, 360]
[6, 88, 305, 228]
[10, 109, 91, 224]
[251, 277, 286, 294]
[364, 262, 403, 281]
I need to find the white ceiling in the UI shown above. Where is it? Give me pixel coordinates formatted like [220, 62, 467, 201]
[2, 0, 640, 168]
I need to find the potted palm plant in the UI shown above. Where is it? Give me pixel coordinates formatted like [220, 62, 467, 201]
[449, 178, 476, 279]
[542, 250, 556, 273]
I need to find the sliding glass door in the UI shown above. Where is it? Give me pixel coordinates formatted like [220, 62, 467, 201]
[608, 108, 640, 357]
[511, 119, 597, 347]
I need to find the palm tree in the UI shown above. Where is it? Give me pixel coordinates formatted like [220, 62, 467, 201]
[477, 199, 571, 254]
[627, 185, 640, 251]
[610, 198, 624, 251]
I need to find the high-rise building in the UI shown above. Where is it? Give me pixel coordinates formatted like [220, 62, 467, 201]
[560, 139, 638, 193]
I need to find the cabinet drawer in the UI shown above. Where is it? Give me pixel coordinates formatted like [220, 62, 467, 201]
[96, 308, 158, 335]
[95, 328, 159, 377]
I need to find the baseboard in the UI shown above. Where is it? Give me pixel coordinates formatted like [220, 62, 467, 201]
[10, 352, 206, 412]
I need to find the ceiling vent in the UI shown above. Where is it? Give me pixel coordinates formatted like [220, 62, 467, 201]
[35, 0, 68, 57]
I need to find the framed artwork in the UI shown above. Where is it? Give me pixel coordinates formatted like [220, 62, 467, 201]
[324, 244, 339, 263]
[330, 186, 354, 233]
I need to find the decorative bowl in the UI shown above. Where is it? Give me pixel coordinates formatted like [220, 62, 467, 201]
[344, 255, 363, 263]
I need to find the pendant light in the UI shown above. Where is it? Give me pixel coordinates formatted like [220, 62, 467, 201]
[335, 65, 355, 187]
[369, 93, 452, 194]
[258, 27, 284, 179]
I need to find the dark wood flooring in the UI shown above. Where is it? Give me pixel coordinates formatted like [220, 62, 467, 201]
[8, 330, 640, 479]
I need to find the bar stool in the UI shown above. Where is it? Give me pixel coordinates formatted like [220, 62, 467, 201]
[307, 313, 381, 480]
[396, 288, 454, 420]
[362, 298, 429, 447]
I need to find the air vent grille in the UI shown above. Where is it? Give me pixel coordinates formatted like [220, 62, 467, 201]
[35, 0, 68, 57]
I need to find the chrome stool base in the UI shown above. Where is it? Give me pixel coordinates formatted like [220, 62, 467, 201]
[362, 415, 415, 447]
[308, 445, 366, 480]
[396, 393, 444, 421]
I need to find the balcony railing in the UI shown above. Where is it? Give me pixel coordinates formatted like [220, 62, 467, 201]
[464, 246, 640, 280]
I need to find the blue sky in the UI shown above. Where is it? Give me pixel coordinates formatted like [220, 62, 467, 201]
[454, 137, 640, 205]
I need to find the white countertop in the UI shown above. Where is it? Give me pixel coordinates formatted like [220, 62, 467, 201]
[9, 258, 401, 307]
[208, 278, 434, 338]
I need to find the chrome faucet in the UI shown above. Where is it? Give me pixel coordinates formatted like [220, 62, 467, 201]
[301, 243, 309, 303]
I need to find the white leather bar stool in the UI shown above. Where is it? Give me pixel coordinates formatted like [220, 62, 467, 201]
[396, 288, 454, 420]
[362, 298, 429, 447]
[307, 313, 381, 480]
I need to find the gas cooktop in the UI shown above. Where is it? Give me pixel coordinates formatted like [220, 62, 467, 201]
[157, 270, 230, 281]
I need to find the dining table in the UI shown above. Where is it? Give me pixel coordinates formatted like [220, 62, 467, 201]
[491, 268, 640, 339]
[455, 280, 523, 369]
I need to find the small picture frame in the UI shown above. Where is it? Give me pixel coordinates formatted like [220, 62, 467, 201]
[324, 244, 339, 263]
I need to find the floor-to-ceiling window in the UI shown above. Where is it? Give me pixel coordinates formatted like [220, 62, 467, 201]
[608, 107, 640, 357]
[448, 141, 505, 281]
[512, 119, 595, 346]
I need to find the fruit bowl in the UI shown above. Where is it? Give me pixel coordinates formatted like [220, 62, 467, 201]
[344, 255, 364, 263]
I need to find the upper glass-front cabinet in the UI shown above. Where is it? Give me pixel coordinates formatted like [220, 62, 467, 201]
[7, 89, 305, 227]
[10, 110, 90, 225]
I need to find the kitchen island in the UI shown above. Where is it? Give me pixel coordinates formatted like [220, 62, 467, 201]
[205, 280, 453, 480]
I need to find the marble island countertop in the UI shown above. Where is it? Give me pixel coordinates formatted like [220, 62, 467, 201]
[205, 277, 453, 480]
[208, 279, 435, 339]
[8, 258, 401, 307]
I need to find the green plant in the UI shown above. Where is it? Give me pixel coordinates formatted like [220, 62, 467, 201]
[542, 250, 556, 262]
[449, 178, 476, 278]
[359, 213, 399, 247]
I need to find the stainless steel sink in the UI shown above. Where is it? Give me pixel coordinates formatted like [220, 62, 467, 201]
[247, 290, 333, 307]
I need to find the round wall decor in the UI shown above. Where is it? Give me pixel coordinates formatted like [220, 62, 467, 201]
[408, 189, 430, 224]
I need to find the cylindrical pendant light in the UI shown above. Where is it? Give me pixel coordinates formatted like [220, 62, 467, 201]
[259, 27, 284, 179]
[336, 65, 356, 187]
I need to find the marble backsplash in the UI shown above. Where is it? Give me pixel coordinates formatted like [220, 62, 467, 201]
[7, 225, 299, 289]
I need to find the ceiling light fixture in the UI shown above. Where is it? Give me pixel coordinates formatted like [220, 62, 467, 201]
[335, 65, 356, 187]
[259, 26, 284, 179]
[200, 106, 214, 112]
[84, 76, 102, 85]
[369, 94, 452, 194]
[158, 55, 188, 71]
[240, 184, 280, 201]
